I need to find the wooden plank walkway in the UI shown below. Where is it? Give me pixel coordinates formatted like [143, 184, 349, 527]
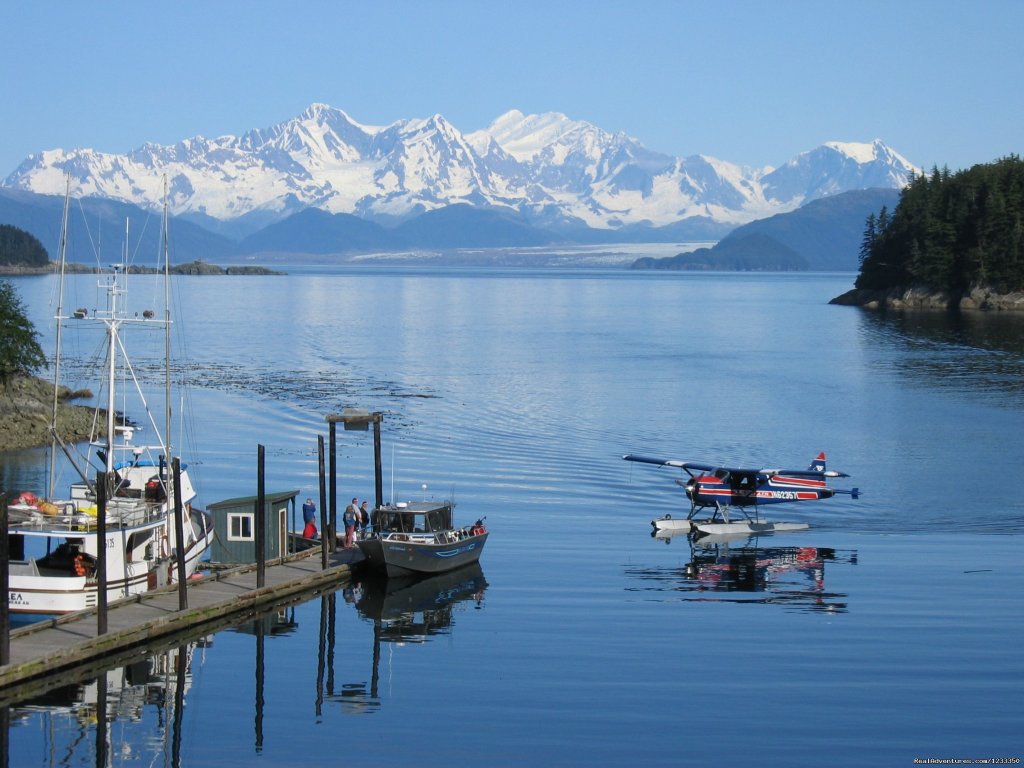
[0, 546, 364, 690]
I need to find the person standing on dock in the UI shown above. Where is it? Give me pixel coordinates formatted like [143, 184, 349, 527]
[359, 501, 370, 538]
[302, 498, 317, 526]
[343, 498, 359, 548]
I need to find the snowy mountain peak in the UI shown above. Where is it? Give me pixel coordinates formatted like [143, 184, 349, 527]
[2, 103, 918, 232]
[470, 110, 586, 162]
[813, 139, 917, 172]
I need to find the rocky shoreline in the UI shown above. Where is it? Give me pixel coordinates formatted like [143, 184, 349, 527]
[0, 374, 102, 453]
[830, 286, 1024, 311]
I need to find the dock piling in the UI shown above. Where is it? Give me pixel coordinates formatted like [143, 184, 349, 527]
[328, 420, 337, 552]
[1, 494, 9, 666]
[96, 471, 109, 635]
[373, 418, 383, 510]
[172, 458, 188, 609]
[256, 445, 266, 589]
[317, 435, 328, 570]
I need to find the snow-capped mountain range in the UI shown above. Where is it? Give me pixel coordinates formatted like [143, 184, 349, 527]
[2, 103, 918, 234]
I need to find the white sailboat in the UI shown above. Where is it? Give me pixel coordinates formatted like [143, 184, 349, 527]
[5, 180, 214, 620]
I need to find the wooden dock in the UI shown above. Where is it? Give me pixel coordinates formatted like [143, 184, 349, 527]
[0, 546, 364, 691]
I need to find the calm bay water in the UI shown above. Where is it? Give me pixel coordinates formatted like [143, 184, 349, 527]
[3, 264, 1023, 766]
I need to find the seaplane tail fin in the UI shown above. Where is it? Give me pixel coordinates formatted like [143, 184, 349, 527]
[808, 452, 827, 473]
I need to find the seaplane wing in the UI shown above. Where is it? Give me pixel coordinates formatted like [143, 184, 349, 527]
[622, 455, 717, 472]
[761, 468, 850, 478]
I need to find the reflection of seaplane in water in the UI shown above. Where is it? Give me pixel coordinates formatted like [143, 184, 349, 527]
[635, 530, 857, 611]
[624, 451, 859, 535]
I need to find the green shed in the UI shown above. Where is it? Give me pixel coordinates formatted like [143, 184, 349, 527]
[208, 489, 301, 565]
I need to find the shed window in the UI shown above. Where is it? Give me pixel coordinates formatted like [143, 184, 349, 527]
[228, 513, 254, 541]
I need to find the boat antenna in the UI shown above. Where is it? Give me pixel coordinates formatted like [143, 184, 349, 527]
[390, 445, 395, 506]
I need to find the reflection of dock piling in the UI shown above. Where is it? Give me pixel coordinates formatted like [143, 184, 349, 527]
[0, 545, 362, 689]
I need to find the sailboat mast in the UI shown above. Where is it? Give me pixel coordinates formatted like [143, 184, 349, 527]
[162, 177, 172, 466]
[104, 222, 128, 476]
[47, 177, 71, 499]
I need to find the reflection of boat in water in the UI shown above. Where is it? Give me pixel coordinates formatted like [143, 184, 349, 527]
[354, 562, 488, 642]
[4, 641, 204, 763]
[358, 501, 488, 578]
[632, 530, 856, 611]
[334, 564, 487, 707]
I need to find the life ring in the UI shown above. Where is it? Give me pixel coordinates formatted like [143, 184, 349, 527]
[471, 525, 486, 536]
[160, 535, 170, 558]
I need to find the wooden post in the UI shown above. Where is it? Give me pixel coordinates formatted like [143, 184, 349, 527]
[373, 416, 384, 511]
[0, 493, 9, 667]
[317, 435, 328, 570]
[328, 419, 337, 552]
[172, 458, 188, 610]
[256, 444, 266, 589]
[96, 471, 109, 635]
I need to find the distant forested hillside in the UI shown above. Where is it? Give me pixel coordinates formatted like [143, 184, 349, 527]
[0, 224, 49, 266]
[631, 188, 899, 271]
[856, 156, 1024, 295]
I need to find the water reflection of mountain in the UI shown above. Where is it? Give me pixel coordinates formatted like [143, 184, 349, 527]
[628, 531, 857, 612]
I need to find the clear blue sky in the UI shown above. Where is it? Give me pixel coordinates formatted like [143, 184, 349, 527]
[2, 0, 1021, 178]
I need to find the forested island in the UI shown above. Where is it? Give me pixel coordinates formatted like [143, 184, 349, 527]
[832, 155, 1024, 310]
[0, 224, 282, 275]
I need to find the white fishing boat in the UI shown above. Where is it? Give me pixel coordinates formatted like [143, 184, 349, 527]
[5, 181, 214, 621]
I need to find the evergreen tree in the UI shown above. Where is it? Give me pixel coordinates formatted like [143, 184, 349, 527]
[854, 156, 1024, 295]
[859, 212, 877, 267]
[0, 280, 46, 380]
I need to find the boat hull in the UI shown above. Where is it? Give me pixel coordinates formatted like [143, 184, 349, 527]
[7, 508, 214, 620]
[358, 532, 488, 578]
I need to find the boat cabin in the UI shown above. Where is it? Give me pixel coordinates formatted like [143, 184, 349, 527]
[370, 501, 453, 534]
